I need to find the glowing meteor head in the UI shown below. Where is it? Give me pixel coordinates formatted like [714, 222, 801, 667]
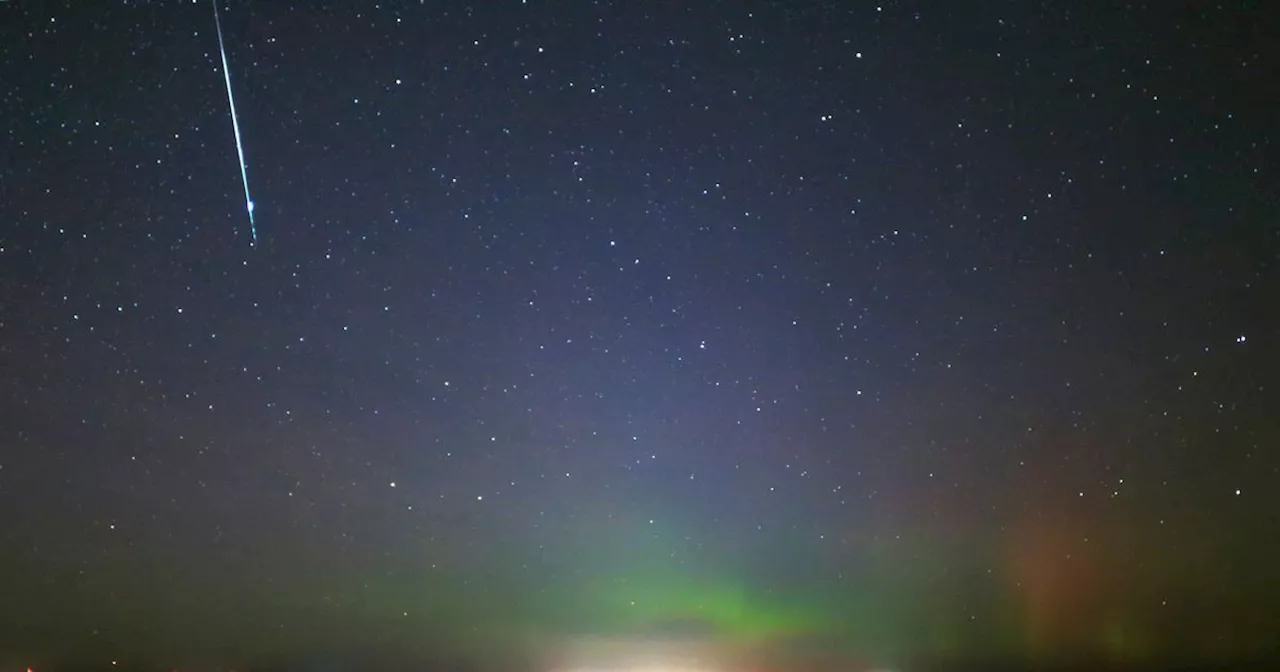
[247, 200, 255, 213]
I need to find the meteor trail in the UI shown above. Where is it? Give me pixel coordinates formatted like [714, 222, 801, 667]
[212, 0, 256, 245]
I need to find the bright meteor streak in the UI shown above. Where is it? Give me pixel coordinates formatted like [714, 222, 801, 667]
[212, 0, 256, 245]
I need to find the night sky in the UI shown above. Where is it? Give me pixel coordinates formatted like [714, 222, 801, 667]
[2, 1, 1278, 669]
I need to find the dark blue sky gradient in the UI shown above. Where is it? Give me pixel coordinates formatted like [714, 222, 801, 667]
[2, 1, 1277, 668]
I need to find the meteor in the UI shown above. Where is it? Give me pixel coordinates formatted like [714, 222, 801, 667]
[211, 0, 257, 245]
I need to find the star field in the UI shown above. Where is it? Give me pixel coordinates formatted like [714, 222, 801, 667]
[1, 1, 1277, 670]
